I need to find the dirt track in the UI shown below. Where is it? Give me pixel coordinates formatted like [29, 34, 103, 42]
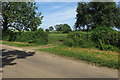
[1, 44, 118, 78]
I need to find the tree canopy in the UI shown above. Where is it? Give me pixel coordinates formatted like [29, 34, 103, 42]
[49, 26, 54, 31]
[45, 29, 49, 32]
[54, 24, 72, 33]
[75, 2, 120, 31]
[1, 2, 43, 33]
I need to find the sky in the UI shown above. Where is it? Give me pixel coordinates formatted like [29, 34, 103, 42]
[35, 2, 77, 30]
[35, 1, 120, 30]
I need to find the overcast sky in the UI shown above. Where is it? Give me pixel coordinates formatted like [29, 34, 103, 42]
[35, 1, 120, 30]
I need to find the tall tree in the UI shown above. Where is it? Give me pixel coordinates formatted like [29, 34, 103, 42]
[62, 24, 72, 33]
[75, 2, 92, 31]
[54, 24, 63, 31]
[1, 2, 43, 33]
[45, 29, 49, 32]
[75, 2, 120, 30]
[90, 2, 120, 28]
[49, 26, 54, 31]
[54, 24, 71, 33]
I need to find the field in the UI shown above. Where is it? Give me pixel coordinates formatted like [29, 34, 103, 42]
[48, 33, 68, 43]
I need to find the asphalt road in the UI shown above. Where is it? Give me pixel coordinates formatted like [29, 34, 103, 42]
[1, 44, 118, 78]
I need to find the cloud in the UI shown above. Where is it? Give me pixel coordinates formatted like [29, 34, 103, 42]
[39, 5, 77, 29]
[50, 5, 64, 9]
[36, 2, 77, 30]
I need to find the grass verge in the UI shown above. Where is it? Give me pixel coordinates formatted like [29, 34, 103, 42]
[38, 45, 119, 69]
[1, 41, 39, 47]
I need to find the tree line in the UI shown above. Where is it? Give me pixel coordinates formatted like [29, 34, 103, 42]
[45, 24, 72, 33]
[1, 1, 120, 34]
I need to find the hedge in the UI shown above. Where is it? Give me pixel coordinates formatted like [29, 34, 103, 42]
[64, 26, 120, 51]
[3, 29, 48, 45]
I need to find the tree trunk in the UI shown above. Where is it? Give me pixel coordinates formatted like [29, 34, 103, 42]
[2, 16, 8, 34]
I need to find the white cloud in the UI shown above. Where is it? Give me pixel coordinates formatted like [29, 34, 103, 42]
[39, 6, 77, 29]
[50, 5, 64, 9]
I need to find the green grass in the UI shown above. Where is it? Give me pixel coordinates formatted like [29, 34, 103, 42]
[38, 45, 119, 69]
[2, 41, 39, 47]
[48, 33, 68, 43]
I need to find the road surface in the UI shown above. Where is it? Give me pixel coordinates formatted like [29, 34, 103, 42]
[1, 44, 118, 78]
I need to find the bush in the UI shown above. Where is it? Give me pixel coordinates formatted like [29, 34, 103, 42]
[2, 30, 17, 41]
[91, 26, 120, 48]
[64, 26, 120, 51]
[64, 31, 95, 48]
[3, 29, 48, 45]
[97, 39, 119, 51]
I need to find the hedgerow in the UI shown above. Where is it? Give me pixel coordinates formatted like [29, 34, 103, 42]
[64, 26, 120, 51]
[3, 29, 48, 45]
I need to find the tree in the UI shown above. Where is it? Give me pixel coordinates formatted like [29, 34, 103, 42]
[75, 2, 120, 30]
[54, 24, 71, 33]
[1, 2, 43, 33]
[75, 2, 92, 31]
[45, 29, 49, 32]
[49, 26, 54, 31]
[90, 2, 120, 28]
[62, 24, 72, 33]
[54, 24, 63, 31]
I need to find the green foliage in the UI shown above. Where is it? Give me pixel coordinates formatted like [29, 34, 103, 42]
[39, 46, 119, 69]
[2, 30, 17, 41]
[45, 29, 49, 33]
[91, 26, 120, 49]
[2, 2, 43, 33]
[48, 34, 68, 43]
[49, 26, 54, 31]
[75, 2, 120, 30]
[75, 2, 92, 30]
[64, 31, 95, 48]
[98, 39, 118, 51]
[64, 26, 120, 52]
[3, 30, 48, 45]
[54, 24, 72, 33]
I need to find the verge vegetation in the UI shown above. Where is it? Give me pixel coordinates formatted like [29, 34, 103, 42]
[3, 29, 48, 45]
[39, 43, 119, 69]
[1, 41, 39, 47]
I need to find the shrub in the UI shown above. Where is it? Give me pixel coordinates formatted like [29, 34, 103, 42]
[2, 30, 17, 41]
[64, 31, 95, 48]
[3, 29, 48, 45]
[64, 26, 120, 51]
[97, 39, 119, 51]
[91, 26, 120, 48]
